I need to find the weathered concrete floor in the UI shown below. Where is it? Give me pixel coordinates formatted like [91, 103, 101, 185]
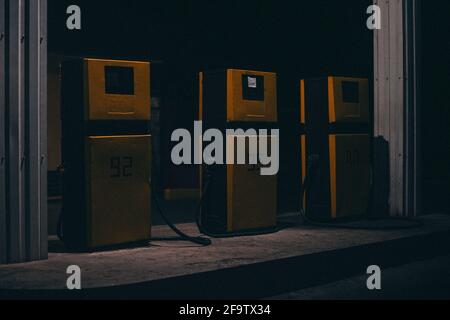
[1, 215, 450, 298]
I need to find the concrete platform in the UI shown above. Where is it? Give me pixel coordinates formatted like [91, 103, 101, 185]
[271, 254, 450, 300]
[1, 215, 450, 299]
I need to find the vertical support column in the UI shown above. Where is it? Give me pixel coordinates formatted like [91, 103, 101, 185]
[374, 0, 421, 217]
[25, 0, 38, 260]
[39, 0, 48, 259]
[404, 0, 421, 217]
[7, 0, 27, 263]
[0, 0, 6, 264]
[1, 0, 47, 264]
[389, 0, 405, 217]
[26, 0, 47, 261]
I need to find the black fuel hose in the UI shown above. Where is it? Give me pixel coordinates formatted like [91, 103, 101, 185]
[150, 180, 212, 246]
[299, 156, 424, 230]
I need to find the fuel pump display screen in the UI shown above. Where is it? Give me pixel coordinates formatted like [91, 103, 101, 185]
[341, 81, 359, 103]
[105, 66, 135, 95]
[242, 75, 265, 101]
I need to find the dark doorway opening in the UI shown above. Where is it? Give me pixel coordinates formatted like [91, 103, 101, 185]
[420, 1, 450, 215]
[47, 0, 373, 236]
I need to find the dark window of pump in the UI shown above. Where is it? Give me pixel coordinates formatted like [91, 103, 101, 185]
[242, 75, 265, 101]
[341, 81, 360, 104]
[105, 66, 135, 95]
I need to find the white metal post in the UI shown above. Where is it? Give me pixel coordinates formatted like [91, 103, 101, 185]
[373, 0, 421, 217]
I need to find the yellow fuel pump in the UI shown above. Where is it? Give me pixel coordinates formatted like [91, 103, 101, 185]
[61, 58, 152, 250]
[199, 69, 278, 236]
[300, 77, 370, 221]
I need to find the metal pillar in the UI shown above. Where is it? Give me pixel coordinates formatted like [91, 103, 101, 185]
[0, 0, 47, 264]
[373, 0, 421, 217]
[0, 0, 6, 264]
[404, 0, 421, 218]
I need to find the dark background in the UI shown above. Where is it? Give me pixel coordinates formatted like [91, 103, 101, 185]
[47, 0, 449, 215]
[421, 1, 450, 214]
[48, 0, 373, 74]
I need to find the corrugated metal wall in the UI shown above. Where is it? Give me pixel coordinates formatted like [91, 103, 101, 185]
[0, 0, 47, 264]
[374, 0, 420, 217]
[374, 0, 405, 217]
